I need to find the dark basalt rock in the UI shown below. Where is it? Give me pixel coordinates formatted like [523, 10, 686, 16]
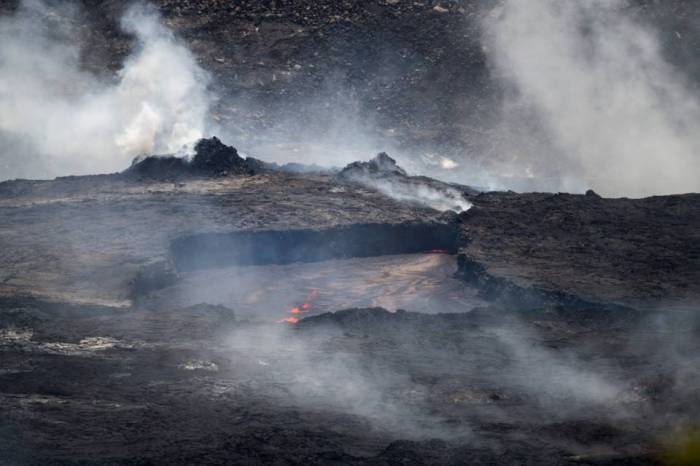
[169, 219, 460, 271]
[190, 137, 252, 175]
[459, 191, 700, 306]
[125, 154, 190, 179]
[124, 137, 257, 179]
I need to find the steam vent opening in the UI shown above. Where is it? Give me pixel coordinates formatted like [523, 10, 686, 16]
[170, 221, 459, 272]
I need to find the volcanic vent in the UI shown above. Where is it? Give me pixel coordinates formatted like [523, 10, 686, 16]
[124, 138, 483, 321]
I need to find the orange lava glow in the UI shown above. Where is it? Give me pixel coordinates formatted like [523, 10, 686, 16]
[277, 288, 319, 324]
[278, 317, 300, 324]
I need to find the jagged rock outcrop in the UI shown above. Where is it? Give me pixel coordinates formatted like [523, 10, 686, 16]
[336, 152, 476, 212]
[337, 152, 408, 180]
[189, 137, 253, 175]
[124, 137, 258, 179]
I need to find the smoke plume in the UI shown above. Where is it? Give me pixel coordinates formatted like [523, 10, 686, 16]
[482, 0, 700, 197]
[354, 176, 472, 212]
[0, 1, 210, 181]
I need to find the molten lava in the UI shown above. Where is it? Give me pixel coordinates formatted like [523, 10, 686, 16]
[278, 288, 319, 324]
[278, 317, 299, 324]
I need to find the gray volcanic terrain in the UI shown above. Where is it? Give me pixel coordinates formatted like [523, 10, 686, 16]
[1, 1, 700, 465]
[1, 138, 699, 465]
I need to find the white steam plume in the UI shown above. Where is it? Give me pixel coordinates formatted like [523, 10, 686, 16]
[360, 177, 472, 212]
[0, 1, 210, 180]
[483, 0, 700, 197]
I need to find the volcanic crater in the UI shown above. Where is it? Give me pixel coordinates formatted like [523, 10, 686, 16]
[1, 137, 699, 465]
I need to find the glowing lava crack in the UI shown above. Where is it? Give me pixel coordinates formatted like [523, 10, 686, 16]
[278, 288, 318, 324]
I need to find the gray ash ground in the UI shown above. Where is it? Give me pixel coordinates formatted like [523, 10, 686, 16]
[1, 139, 699, 464]
[1, 299, 697, 464]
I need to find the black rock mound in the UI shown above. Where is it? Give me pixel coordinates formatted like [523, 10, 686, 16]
[337, 152, 408, 180]
[189, 137, 252, 175]
[124, 137, 259, 179]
